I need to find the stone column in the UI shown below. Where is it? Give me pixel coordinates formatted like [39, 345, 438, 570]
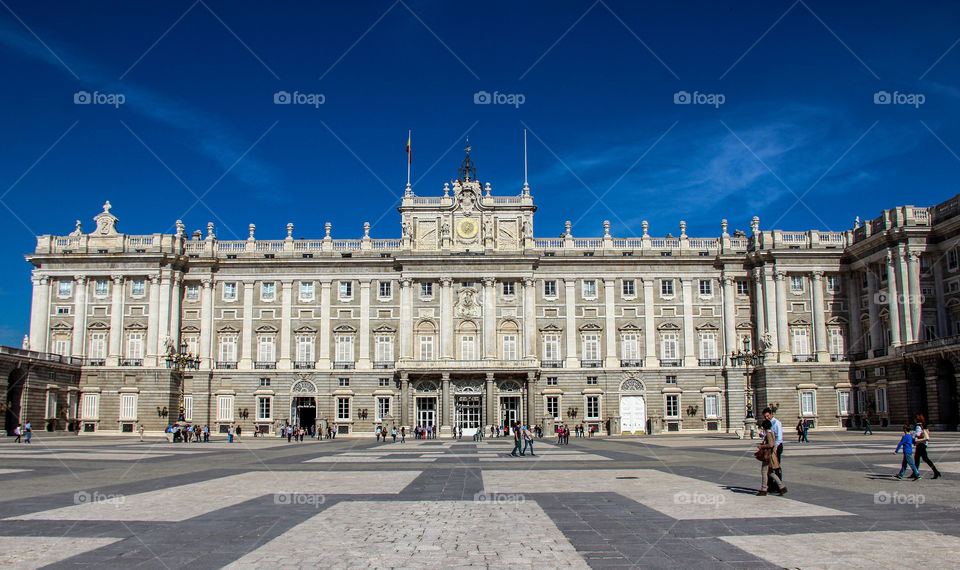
[279, 280, 292, 369]
[439, 277, 453, 360]
[846, 273, 864, 354]
[811, 271, 829, 361]
[934, 257, 948, 337]
[523, 278, 536, 359]
[358, 280, 372, 368]
[157, 272, 172, 354]
[29, 275, 50, 353]
[564, 278, 579, 367]
[485, 372, 496, 429]
[721, 274, 736, 358]
[399, 373, 409, 427]
[907, 251, 922, 340]
[440, 372, 451, 435]
[604, 279, 618, 367]
[71, 276, 87, 358]
[199, 278, 212, 369]
[896, 248, 913, 343]
[866, 267, 883, 355]
[319, 280, 332, 368]
[642, 278, 657, 366]
[752, 268, 765, 341]
[763, 268, 779, 354]
[886, 253, 902, 347]
[146, 274, 161, 366]
[169, 274, 182, 345]
[774, 271, 790, 362]
[482, 277, 496, 359]
[108, 274, 124, 361]
[240, 281, 254, 368]
[398, 278, 412, 360]
[526, 371, 537, 426]
[681, 277, 696, 366]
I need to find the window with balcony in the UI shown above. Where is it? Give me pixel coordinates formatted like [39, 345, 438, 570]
[660, 333, 679, 365]
[581, 334, 600, 366]
[699, 332, 718, 365]
[792, 328, 811, 361]
[502, 334, 517, 360]
[419, 335, 435, 360]
[125, 333, 144, 365]
[621, 333, 640, 367]
[335, 336, 355, 367]
[375, 335, 393, 367]
[218, 336, 237, 367]
[460, 335, 475, 360]
[295, 336, 314, 369]
[542, 334, 561, 366]
[88, 333, 106, 364]
[257, 336, 276, 368]
[829, 328, 845, 360]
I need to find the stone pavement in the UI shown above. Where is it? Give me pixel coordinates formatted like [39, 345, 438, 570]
[0, 431, 958, 568]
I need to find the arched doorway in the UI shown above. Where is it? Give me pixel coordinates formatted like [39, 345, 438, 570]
[936, 359, 959, 429]
[907, 363, 928, 420]
[5, 368, 26, 436]
[619, 378, 646, 435]
[290, 379, 318, 432]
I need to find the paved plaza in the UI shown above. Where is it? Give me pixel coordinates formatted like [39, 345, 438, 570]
[0, 431, 958, 568]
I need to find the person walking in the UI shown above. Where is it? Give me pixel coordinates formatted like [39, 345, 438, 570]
[227, 425, 234, 444]
[913, 415, 942, 479]
[400, 426, 406, 443]
[762, 408, 783, 488]
[392, 426, 397, 443]
[523, 425, 535, 456]
[24, 422, 31, 444]
[796, 419, 804, 443]
[863, 417, 873, 435]
[510, 423, 523, 457]
[203, 425, 210, 442]
[13, 425, 21, 443]
[138, 424, 145, 442]
[756, 419, 787, 496]
[894, 424, 921, 480]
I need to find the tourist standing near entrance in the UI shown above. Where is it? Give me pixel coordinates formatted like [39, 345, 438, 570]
[913, 415, 942, 479]
[510, 422, 523, 457]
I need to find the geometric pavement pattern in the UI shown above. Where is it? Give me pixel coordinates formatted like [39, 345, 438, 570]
[0, 432, 959, 568]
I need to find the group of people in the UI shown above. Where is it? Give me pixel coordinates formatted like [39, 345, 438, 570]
[894, 414, 942, 480]
[795, 419, 812, 443]
[555, 424, 571, 444]
[11, 422, 31, 443]
[375, 425, 402, 442]
[413, 425, 435, 439]
[163, 424, 210, 443]
[509, 422, 536, 456]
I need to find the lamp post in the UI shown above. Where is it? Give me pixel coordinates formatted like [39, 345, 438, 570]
[729, 339, 766, 439]
[165, 342, 200, 423]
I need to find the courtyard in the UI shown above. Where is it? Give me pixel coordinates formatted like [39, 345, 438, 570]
[0, 431, 958, 568]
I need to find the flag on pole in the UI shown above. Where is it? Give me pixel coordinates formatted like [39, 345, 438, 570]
[406, 131, 412, 164]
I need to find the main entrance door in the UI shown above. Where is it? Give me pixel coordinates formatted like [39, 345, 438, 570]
[455, 395, 481, 436]
[500, 396, 521, 427]
[620, 396, 646, 434]
[416, 397, 436, 428]
[291, 397, 316, 429]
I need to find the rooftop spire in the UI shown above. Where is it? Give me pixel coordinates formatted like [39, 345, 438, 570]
[458, 137, 477, 182]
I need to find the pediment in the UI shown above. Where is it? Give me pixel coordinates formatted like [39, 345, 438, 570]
[539, 323, 563, 332]
[578, 323, 602, 332]
[87, 321, 109, 330]
[618, 322, 642, 332]
[736, 322, 754, 330]
[181, 325, 201, 333]
[255, 324, 279, 333]
[657, 322, 681, 330]
[333, 324, 357, 333]
[372, 324, 396, 333]
[50, 321, 73, 331]
[124, 321, 147, 330]
[789, 318, 812, 326]
[294, 325, 317, 334]
[826, 316, 848, 325]
[696, 322, 719, 331]
[217, 324, 240, 333]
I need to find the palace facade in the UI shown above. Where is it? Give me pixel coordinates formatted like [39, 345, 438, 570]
[16, 151, 960, 436]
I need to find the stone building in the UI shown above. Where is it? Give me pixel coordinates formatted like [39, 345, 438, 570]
[1, 345, 82, 435]
[20, 151, 960, 436]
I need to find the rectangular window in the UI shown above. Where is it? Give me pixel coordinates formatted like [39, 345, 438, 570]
[339, 281, 353, 299]
[185, 283, 199, 300]
[222, 282, 236, 300]
[838, 390, 851, 415]
[52, 338, 70, 357]
[419, 335, 435, 360]
[546, 396, 560, 420]
[257, 336, 275, 362]
[335, 336, 354, 363]
[665, 375, 677, 384]
[337, 397, 350, 420]
[546, 376, 558, 386]
[259, 377, 271, 387]
[183, 395, 194, 422]
[256, 396, 271, 421]
[661, 279, 674, 297]
[219, 336, 237, 362]
[665, 394, 679, 418]
[661, 333, 678, 360]
[502, 281, 516, 296]
[261, 282, 276, 301]
[622, 279, 636, 296]
[699, 279, 713, 296]
[586, 395, 600, 419]
[582, 280, 597, 298]
[791, 276, 804, 292]
[856, 390, 867, 414]
[461, 335, 475, 360]
[420, 282, 433, 298]
[296, 336, 314, 362]
[875, 387, 887, 413]
[736, 280, 749, 296]
[82, 393, 100, 419]
[58, 280, 72, 297]
[376, 397, 391, 421]
[378, 378, 390, 387]
[502, 334, 517, 360]
[704, 394, 719, 419]
[375, 336, 393, 362]
[378, 281, 392, 298]
[300, 281, 314, 300]
[950, 249, 958, 270]
[88, 333, 106, 359]
[338, 377, 350, 387]
[95, 279, 109, 297]
[542, 334, 560, 361]
[800, 391, 816, 416]
[126, 333, 144, 359]
[621, 333, 639, 360]
[119, 393, 138, 421]
[586, 376, 598, 385]
[67, 393, 77, 419]
[828, 328, 844, 355]
[543, 280, 557, 297]
[827, 276, 840, 293]
[131, 279, 146, 296]
[924, 324, 937, 341]
[217, 395, 234, 421]
[46, 392, 57, 418]
[184, 335, 198, 356]
[792, 328, 810, 355]
[582, 334, 599, 361]
[700, 332, 717, 360]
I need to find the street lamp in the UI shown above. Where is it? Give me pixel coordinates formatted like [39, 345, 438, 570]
[165, 342, 200, 423]
[729, 338, 766, 436]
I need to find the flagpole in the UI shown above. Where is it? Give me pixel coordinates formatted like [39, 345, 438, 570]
[522, 129, 530, 195]
[407, 130, 411, 187]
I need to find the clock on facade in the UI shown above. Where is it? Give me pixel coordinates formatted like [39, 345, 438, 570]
[457, 217, 479, 239]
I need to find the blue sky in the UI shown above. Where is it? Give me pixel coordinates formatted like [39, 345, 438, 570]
[0, 0, 958, 346]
